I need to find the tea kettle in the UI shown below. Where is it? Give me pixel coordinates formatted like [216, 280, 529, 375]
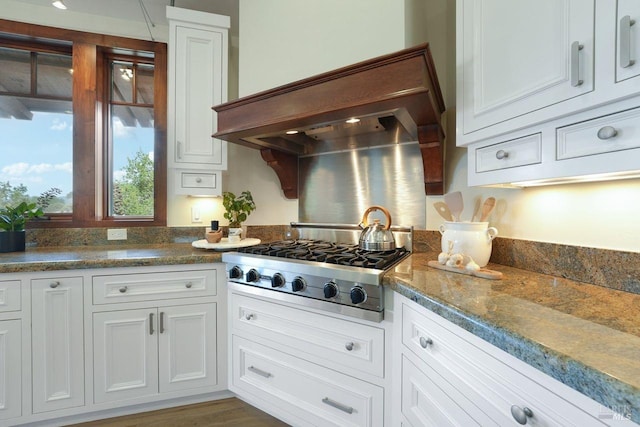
[359, 205, 396, 251]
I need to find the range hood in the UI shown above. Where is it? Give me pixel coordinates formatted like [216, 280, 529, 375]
[213, 43, 446, 199]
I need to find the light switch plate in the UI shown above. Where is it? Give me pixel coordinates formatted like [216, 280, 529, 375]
[191, 206, 202, 223]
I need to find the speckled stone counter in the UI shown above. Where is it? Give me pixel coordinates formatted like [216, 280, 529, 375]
[385, 252, 640, 424]
[0, 244, 223, 273]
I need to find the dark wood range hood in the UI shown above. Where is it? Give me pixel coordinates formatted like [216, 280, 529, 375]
[213, 43, 446, 199]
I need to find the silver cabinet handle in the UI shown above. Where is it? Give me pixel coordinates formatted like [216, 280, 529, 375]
[511, 405, 533, 425]
[195, 177, 202, 183]
[245, 313, 255, 321]
[345, 342, 354, 351]
[597, 126, 618, 140]
[49, 281, 60, 288]
[119, 286, 127, 293]
[159, 312, 165, 334]
[185, 282, 192, 289]
[495, 150, 509, 160]
[149, 312, 154, 335]
[177, 141, 183, 159]
[322, 397, 354, 414]
[620, 15, 636, 68]
[419, 336, 433, 348]
[248, 366, 272, 378]
[571, 41, 584, 87]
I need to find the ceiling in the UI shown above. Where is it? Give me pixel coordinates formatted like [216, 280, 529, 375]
[14, 0, 237, 27]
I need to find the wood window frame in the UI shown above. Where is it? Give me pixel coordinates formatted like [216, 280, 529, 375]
[0, 19, 167, 228]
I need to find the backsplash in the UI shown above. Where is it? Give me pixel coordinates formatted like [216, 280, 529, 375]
[24, 226, 638, 295]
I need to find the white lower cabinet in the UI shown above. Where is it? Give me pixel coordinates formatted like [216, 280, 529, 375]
[93, 303, 217, 403]
[229, 289, 387, 427]
[0, 319, 21, 422]
[394, 293, 622, 427]
[31, 276, 85, 413]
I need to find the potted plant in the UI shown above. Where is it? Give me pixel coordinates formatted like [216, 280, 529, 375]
[0, 201, 44, 252]
[222, 191, 256, 242]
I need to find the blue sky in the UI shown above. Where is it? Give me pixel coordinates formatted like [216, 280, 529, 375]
[0, 111, 153, 198]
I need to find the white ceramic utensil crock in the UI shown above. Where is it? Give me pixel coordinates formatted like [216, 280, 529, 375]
[439, 221, 498, 267]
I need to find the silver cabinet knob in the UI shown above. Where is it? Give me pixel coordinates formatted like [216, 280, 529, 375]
[245, 313, 255, 321]
[185, 282, 192, 288]
[345, 342, 355, 351]
[495, 150, 509, 160]
[419, 336, 433, 349]
[511, 405, 533, 425]
[50, 281, 60, 288]
[195, 177, 202, 183]
[597, 126, 618, 140]
[119, 286, 127, 293]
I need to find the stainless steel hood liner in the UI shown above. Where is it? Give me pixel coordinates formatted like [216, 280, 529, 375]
[212, 43, 447, 198]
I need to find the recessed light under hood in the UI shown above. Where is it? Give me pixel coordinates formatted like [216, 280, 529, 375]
[213, 43, 446, 199]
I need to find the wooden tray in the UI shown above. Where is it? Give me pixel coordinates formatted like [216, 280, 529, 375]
[427, 260, 503, 280]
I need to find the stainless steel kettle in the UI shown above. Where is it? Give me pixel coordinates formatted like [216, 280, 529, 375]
[359, 205, 396, 251]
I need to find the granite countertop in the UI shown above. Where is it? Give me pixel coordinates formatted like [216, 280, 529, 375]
[385, 252, 640, 424]
[0, 244, 223, 273]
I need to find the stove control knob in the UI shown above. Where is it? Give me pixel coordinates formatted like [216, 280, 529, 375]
[323, 282, 338, 299]
[246, 269, 261, 283]
[271, 273, 286, 288]
[229, 266, 243, 280]
[292, 276, 306, 292]
[350, 287, 367, 305]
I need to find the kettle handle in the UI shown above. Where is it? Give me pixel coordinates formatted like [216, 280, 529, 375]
[360, 205, 392, 230]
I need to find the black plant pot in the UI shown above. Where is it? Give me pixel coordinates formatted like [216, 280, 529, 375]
[0, 231, 26, 253]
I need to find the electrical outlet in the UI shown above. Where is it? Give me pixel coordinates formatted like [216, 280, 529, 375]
[107, 228, 127, 240]
[191, 206, 202, 223]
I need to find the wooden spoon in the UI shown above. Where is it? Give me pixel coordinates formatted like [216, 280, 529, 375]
[433, 202, 453, 221]
[479, 197, 496, 222]
[444, 191, 464, 222]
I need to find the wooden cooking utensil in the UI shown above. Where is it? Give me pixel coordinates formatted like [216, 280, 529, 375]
[479, 197, 496, 222]
[444, 191, 464, 222]
[433, 202, 453, 222]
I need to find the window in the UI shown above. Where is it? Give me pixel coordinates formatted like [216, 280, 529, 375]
[0, 21, 167, 227]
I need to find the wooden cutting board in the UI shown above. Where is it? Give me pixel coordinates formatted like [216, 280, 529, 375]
[427, 260, 503, 280]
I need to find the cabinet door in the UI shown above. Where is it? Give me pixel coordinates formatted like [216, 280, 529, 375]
[158, 303, 217, 393]
[616, 0, 640, 82]
[459, 0, 594, 134]
[0, 319, 21, 421]
[32, 277, 84, 413]
[93, 309, 158, 403]
[172, 25, 227, 169]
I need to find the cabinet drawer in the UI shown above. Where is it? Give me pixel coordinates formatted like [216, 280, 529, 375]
[402, 355, 494, 427]
[401, 302, 605, 426]
[232, 335, 383, 427]
[557, 107, 640, 160]
[175, 170, 221, 196]
[93, 268, 217, 304]
[231, 292, 384, 378]
[0, 280, 21, 312]
[476, 133, 542, 172]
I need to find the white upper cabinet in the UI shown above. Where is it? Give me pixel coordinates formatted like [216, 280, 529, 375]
[616, 0, 640, 83]
[458, 0, 594, 137]
[167, 7, 229, 171]
[459, 0, 640, 186]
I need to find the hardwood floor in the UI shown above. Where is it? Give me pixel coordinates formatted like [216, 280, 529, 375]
[68, 398, 289, 427]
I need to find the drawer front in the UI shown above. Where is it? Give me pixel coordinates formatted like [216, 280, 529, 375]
[232, 335, 384, 427]
[557, 107, 640, 160]
[476, 133, 542, 172]
[231, 292, 384, 378]
[0, 280, 21, 313]
[181, 171, 218, 189]
[93, 268, 217, 304]
[401, 302, 605, 426]
[402, 355, 494, 427]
